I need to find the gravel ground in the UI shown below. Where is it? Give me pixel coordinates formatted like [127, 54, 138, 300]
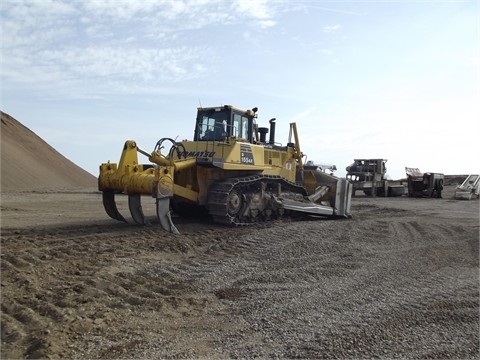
[1, 186, 479, 359]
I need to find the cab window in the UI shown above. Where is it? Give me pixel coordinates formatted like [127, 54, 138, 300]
[199, 115, 227, 141]
[233, 114, 249, 139]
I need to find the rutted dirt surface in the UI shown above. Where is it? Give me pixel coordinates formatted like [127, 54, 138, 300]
[1, 186, 479, 359]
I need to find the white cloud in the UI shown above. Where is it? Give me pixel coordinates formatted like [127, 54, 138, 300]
[1, 0, 282, 52]
[0, 0, 285, 99]
[1, 1, 76, 48]
[5, 0, 77, 18]
[323, 24, 341, 33]
[78, 0, 281, 29]
[81, 0, 164, 20]
[259, 19, 277, 29]
[232, 0, 278, 28]
[233, 0, 272, 19]
[1, 43, 213, 100]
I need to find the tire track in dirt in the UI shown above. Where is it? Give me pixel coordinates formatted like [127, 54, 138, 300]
[1, 222, 200, 358]
[1, 218, 268, 358]
[1, 196, 478, 358]
[128, 202, 478, 358]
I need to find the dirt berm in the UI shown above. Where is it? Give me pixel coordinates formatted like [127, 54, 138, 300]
[1, 111, 479, 358]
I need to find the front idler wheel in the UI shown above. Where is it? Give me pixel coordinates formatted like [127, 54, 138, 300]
[227, 189, 244, 218]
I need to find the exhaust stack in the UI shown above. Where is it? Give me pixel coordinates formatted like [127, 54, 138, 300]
[269, 118, 276, 144]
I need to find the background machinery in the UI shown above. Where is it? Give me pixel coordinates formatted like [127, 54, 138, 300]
[345, 159, 405, 197]
[304, 160, 337, 175]
[454, 175, 480, 200]
[405, 167, 444, 198]
[98, 105, 352, 233]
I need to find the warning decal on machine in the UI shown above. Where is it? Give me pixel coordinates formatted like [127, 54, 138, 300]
[240, 144, 254, 165]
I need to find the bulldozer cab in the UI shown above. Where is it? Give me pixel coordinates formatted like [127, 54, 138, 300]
[194, 105, 257, 143]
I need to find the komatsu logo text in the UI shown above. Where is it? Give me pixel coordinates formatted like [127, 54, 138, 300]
[182, 151, 215, 158]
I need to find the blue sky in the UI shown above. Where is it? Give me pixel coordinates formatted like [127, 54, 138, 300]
[1, 0, 478, 180]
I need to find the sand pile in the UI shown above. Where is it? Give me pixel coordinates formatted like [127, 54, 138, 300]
[1, 111, 96, 191]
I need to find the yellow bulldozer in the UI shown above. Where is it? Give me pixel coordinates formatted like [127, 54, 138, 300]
[98, 105, 352, 233]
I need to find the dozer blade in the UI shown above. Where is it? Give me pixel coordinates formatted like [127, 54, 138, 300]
[281, 198, 334, 216]
[454, 191, 473, 200]
[156, 198, 180, 234]
[128, 194, 146, 225]
[102, 190, 127, 223]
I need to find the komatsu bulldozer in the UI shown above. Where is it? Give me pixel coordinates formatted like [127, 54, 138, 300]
[98, 105, 352, 233]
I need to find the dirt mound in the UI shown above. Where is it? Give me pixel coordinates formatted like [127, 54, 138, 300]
[1, 111, 97, 191]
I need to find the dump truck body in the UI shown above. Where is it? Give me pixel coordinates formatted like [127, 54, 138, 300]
[405, 167, 444, 198]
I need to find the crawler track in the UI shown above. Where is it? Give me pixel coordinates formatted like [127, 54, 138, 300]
[207, 175, 307, 225]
